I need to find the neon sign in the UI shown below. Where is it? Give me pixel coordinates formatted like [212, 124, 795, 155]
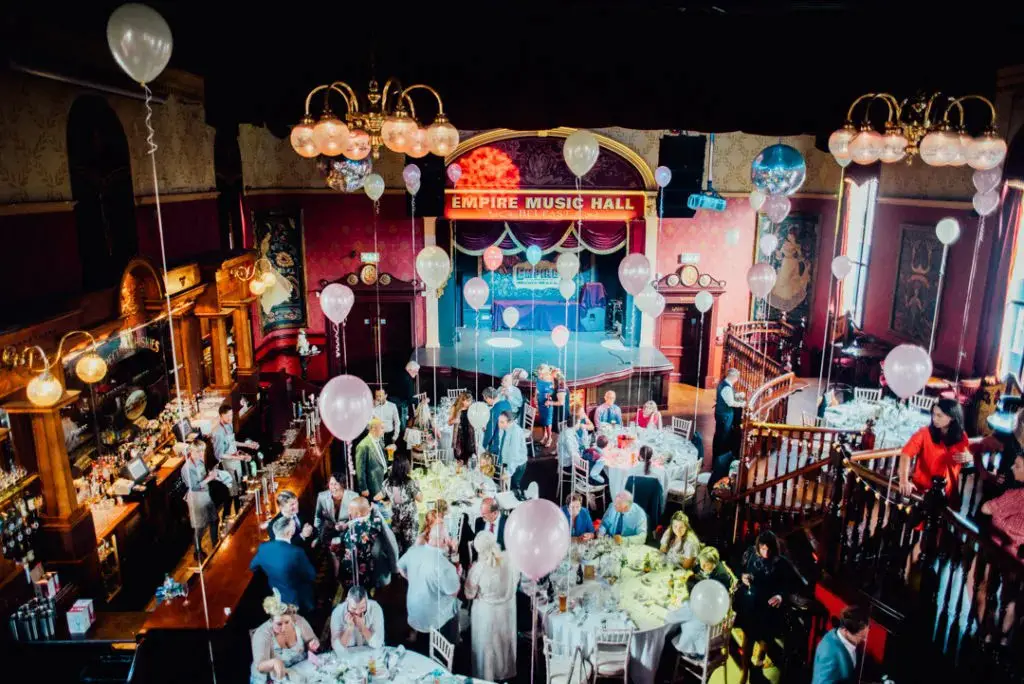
[445, 190, 645, 221]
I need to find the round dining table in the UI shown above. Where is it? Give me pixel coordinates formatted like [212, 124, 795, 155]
[824, 398, 930, 449]
[597, 426, 699, 500]
[287, 645, 457, 684]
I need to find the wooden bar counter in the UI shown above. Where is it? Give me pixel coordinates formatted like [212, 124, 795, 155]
[142, 424, 330, 632]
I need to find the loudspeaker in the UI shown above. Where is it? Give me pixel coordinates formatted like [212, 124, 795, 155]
[405, 153, 445, 217]
[657, 135, 707, 218]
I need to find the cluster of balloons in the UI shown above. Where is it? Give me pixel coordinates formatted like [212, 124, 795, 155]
[556, 252, 580, 303]
[321, 283, 355, 325]
[403, 164, 421, 196]
[618, 253, 663, 318]
[563, 130, 600, 177]
[750, 144, 806, 225]
[972, 166, 1002, 217]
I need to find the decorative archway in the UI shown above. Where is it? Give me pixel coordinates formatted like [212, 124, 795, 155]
[118, 257, 164, 329]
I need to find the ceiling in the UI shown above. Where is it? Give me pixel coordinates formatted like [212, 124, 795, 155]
[4, 1, 1023, 143]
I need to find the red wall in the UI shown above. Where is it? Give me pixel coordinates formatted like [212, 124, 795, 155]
[791, 196, 840, 356]
[0, 211, 82, 313]
[135, 198, 221, 266]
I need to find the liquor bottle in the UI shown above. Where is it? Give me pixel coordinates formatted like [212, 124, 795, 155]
[576, 563, 584, 585]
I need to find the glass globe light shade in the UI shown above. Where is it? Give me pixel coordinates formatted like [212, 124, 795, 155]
[948, 131, 971, 167]
[249, 279, 267, 296]
[260, 271, 277, 287]
[828, 124, 856, 164]
[406, 128, 429, 158]
[849, 128, 883, 165]
[878, 129, 907, 163]
[932, 128, 960, 166]
[75, 352, 107, 384]
[919, 130, 947, 166]
[381, 114, 418, 153]
[426, 116, 460, 156]
[290, 116, 318, 158]
[27, 371, 63, 407]
[343, 128, 372, 160]
[312, 112, 349, 157]
[966, 131, 1008, 171]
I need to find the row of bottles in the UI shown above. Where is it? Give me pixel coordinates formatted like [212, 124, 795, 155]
[1, 494, 43, 563]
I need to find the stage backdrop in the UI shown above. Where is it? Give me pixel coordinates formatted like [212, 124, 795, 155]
[482, 257, 607, 332]
[252, 208, 308, 334]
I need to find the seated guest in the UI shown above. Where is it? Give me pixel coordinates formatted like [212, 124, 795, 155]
[811, 606, 869, 684]
[667, 546, 734, 657]
[661, 511, 701, 569]
[501, 372, 525, 420]
[562, 493, 594, 541]
[464, 532, 518, 682]
[624, 446, 664, 535]
[372, 389, 402, 445]
[572, 403, 594, 448]
[330, 585, 385, 651]
[495, 411, 529, 497]
[598, 491, 648, 544]
[341, 497, 383, 589]
[474, 497, 507, 548]
[595, 390, 623, 429]
[971, 408, 1024, 504]
[557, 421, 581, 470]
[898, 398, 970, 501]
[410, 398, 439, 442]
[268, 490, 314, 548]
[981, 451, 1024, 552]
[315, 473, 357, 576]
[355, 418, 389, 499]
[635, 400, 663, 431]
[581, 435, 609, 484]
[250, 517, 317, 614]
[250, 589, 320, 683]
[398, 524, 462, 646]
[449, 391, 476, 464]
[482, 387, 513, 453]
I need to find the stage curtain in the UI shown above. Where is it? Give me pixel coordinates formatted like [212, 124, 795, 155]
[452, 221, 628, 255]
[975, 185, 1022, 376]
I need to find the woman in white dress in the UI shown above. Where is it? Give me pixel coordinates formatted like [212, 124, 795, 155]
[463, 531, 517, 682]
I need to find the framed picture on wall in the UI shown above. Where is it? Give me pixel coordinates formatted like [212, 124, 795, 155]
[751, 212, 820, 326]
[251, 208, 308, 335]
[890, 224, 943, 345]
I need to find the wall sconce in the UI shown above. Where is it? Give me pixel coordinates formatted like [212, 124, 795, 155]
[230, 257, 279, 296]
[1, 331, 108, 407]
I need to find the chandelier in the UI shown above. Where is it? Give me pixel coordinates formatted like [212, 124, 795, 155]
[229, 257, 279, 296]
[1, 331, 108, 407]
[289, 79, 458, 161]
[828, 93, 1007, 170]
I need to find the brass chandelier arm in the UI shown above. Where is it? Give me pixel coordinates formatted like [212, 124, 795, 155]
[329, 82, 360, 113]
[54, 330, 99, 365]
[400, 84, 445, 115]
[403, 93, 417, 120]
[945, 95, 998, 129]
[302, 84, 357, 116]
[861, 95, 894, 125]
[873, 93, 901, 122]
[939, 99, 967, 127]
[845, 93, 877, 122]
[380, 77, 404, 112]
[23, 345, 52, 373]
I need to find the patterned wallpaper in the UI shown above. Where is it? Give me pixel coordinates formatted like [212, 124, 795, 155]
[0, 70, 215, 204]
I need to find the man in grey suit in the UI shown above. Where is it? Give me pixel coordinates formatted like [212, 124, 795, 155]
[495, 411, 528, 499]
[811, 606, 869, 684]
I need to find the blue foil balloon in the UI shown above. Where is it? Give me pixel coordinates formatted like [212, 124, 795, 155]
[750, 144, 806, 196]
[526, 245, 543, 266]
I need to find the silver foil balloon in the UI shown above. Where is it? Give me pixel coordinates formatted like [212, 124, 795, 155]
[323, 157, 373, 193]
[750, 144, 806, 196]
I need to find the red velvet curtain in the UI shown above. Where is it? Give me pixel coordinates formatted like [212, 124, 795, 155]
[975, 185, 1022, 376]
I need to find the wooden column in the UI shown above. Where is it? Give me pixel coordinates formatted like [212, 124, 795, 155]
[171, 308, 203, 397]
[197, 311, 234, 390]
[231, 298, 258, 389]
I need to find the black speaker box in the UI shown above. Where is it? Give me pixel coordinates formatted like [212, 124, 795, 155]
[657, 135, 707, 218]
[405, 153, 445, 217]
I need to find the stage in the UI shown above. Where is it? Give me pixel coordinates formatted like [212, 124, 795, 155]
[412, 329, 671, 410]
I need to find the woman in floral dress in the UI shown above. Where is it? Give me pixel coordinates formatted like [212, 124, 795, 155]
[341, 497, 383, 589]
[376, 454, 422, 554]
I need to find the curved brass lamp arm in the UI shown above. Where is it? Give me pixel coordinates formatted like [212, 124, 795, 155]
[54, 331, 99, 364]
[303, 84, 330, 115]
[845, 93, 877, 122]
[873, 93, 901, 122]
[403, 93, 417, 120]
[860, 95, 892, 126]
[946, 94, 998, 128]
[922, 92, 948, 127]
[24, 345, 52, 373]
[326, 82, 356, 114]
[381, 77, 404, 113]
[400, 84, 445, 115]
[939, 99, 967, 127]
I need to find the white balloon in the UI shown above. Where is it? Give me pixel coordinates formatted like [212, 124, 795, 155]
[551, 325, 571, 349]
[563, 130, 600, 177]
[724, 228, 741, 246]
[973, 190, 1000, 217]
[831, 255, 853, 280]
[464, 276, 490, 311]
[467, 401, 490, 431]
[416, 246, 451, 289]
[749, 189, 766, 212]
[654, 166, 672, 188]
[556, 252, 581, 280]
[364, 173, 385, 201]
[107, 3, 173, 84]
[502, 307, 520, 329]
[690, 579, 730, 626]
[759, 233, 779, 256]
[558, 278, 576, 301]
[935, 217, 961, 246]
[694, 290, 714, 313]
[635, 286, 666, 318]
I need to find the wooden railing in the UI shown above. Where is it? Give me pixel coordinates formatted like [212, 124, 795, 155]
[721, 318, 805, 390]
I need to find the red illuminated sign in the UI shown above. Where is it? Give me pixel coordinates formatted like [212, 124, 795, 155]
[445, 190, 645, 221]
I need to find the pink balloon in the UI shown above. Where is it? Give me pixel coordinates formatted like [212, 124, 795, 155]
[402, 164, 421, 186]
[746, 263, 777, 298]
[483, 245, 503, 272]
[551, 325, 570, 349]
[464, 276, 490, 311]
[763, 194, 791, 224]
[321, 283, 355, 324]
[447, 163, 463, 184]
[883, 344, 933, 399]
[972, 166, 1002, 194]
[318, 374, 374, 442]
[618, 253, 652, 296]
[505, 499, 570, 580]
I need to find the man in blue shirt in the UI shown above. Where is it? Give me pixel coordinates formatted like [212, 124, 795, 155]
[594, 391, 623, 430]
[495, 411, 528, 498]
[598, 491, 648, 544]
[482, 387, 512, 453]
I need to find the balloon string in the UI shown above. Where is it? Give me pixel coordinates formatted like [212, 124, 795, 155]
[817, 166, 845, 410]
[342, 322, 348, 372]
[411, 193, 420, 396]
[954, 216, 985, 383]
[372, 201, 383, 389]
[333, 321, 341, 359]
[573, 178, 582, 415]
[694, 313, 704, 425]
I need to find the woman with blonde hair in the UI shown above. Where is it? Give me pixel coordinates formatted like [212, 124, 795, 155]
[660, 511, 700, 569]
[635, 400, 663, 431]
[464, 531, 517, 681]
[249, 589, 320, 683]
[535, 364, 555, 447]
[448, 391, 475, 463]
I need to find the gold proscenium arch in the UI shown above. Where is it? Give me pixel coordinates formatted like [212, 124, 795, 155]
[445, 127, 657, 191]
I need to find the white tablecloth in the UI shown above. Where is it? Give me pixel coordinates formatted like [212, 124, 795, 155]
[289, 646, 451, 684]
[598, 427, 698, 499]
[825, 399, 930, 449]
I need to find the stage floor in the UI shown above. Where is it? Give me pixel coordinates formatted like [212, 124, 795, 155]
[412, 329, 670, 383]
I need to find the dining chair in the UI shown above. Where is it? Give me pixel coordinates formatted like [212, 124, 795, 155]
[853, 387, 882, 404]
[666, 458, 699, 507]
[909, 392, 936, 412]
[592, 628, 633, 684]
[670, 417, 694, 441]
[429, 628, 455, 671]
[414, 391, 428, 405]
[447, 388, 466, 402]
[524, 405, 538, 457]
[801, 412, 823, 427]
[572, 454, 606, 512]
[544, 637, 593, 684]
[671, 613, 735, 684]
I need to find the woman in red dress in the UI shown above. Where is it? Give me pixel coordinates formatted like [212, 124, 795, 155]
[898, 398, 971, 500]
[635, 400, 663, 430]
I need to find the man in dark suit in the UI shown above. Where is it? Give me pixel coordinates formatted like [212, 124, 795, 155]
[811, 606, 869, 684]
[250, 516, 317, 614]
[482, 387, 512, 454]
[459, 497, 507, 568]
[267, 490, 314, 549]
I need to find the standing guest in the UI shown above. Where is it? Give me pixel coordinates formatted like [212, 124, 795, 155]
[372, 389, 402, 445]
[330, 585, 385, 651]
[635, 400, 663, 431]
[473, 497, 507, 549]
[713, 369, 746, 460]
[898, 398, 971, 500]
[981, 451, 1024, 551]
[501, 372, 525, 421]
[354, 418, 389, 499]
[449, 391, 476, 464]
[250, 517, 317, 614]
[341, 497, 383, 589]
[390, 361, 421, 430]
[375, 454, 422, 554]
[464, 531, 518, 682]
[182, 439, 219, 561]
[660, 511, 701, 569]
[548, 367, 569, 433]
[397, 526, 462, 647]
[595, 391, 623, 430]
[562, 493, 595, 541]
[667, 546, 734, 657]
[811, 606, 870, 684]
[211, 402, 256, 517]
[482, 387, 512, 453]
[314, 474, 357, 576]
[495, 411, 529, 498]
[598, 491, 648, 544]
[535, 365, 555, 447]
[268, 490, 314, 548]
[250, 589, 320, 684]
